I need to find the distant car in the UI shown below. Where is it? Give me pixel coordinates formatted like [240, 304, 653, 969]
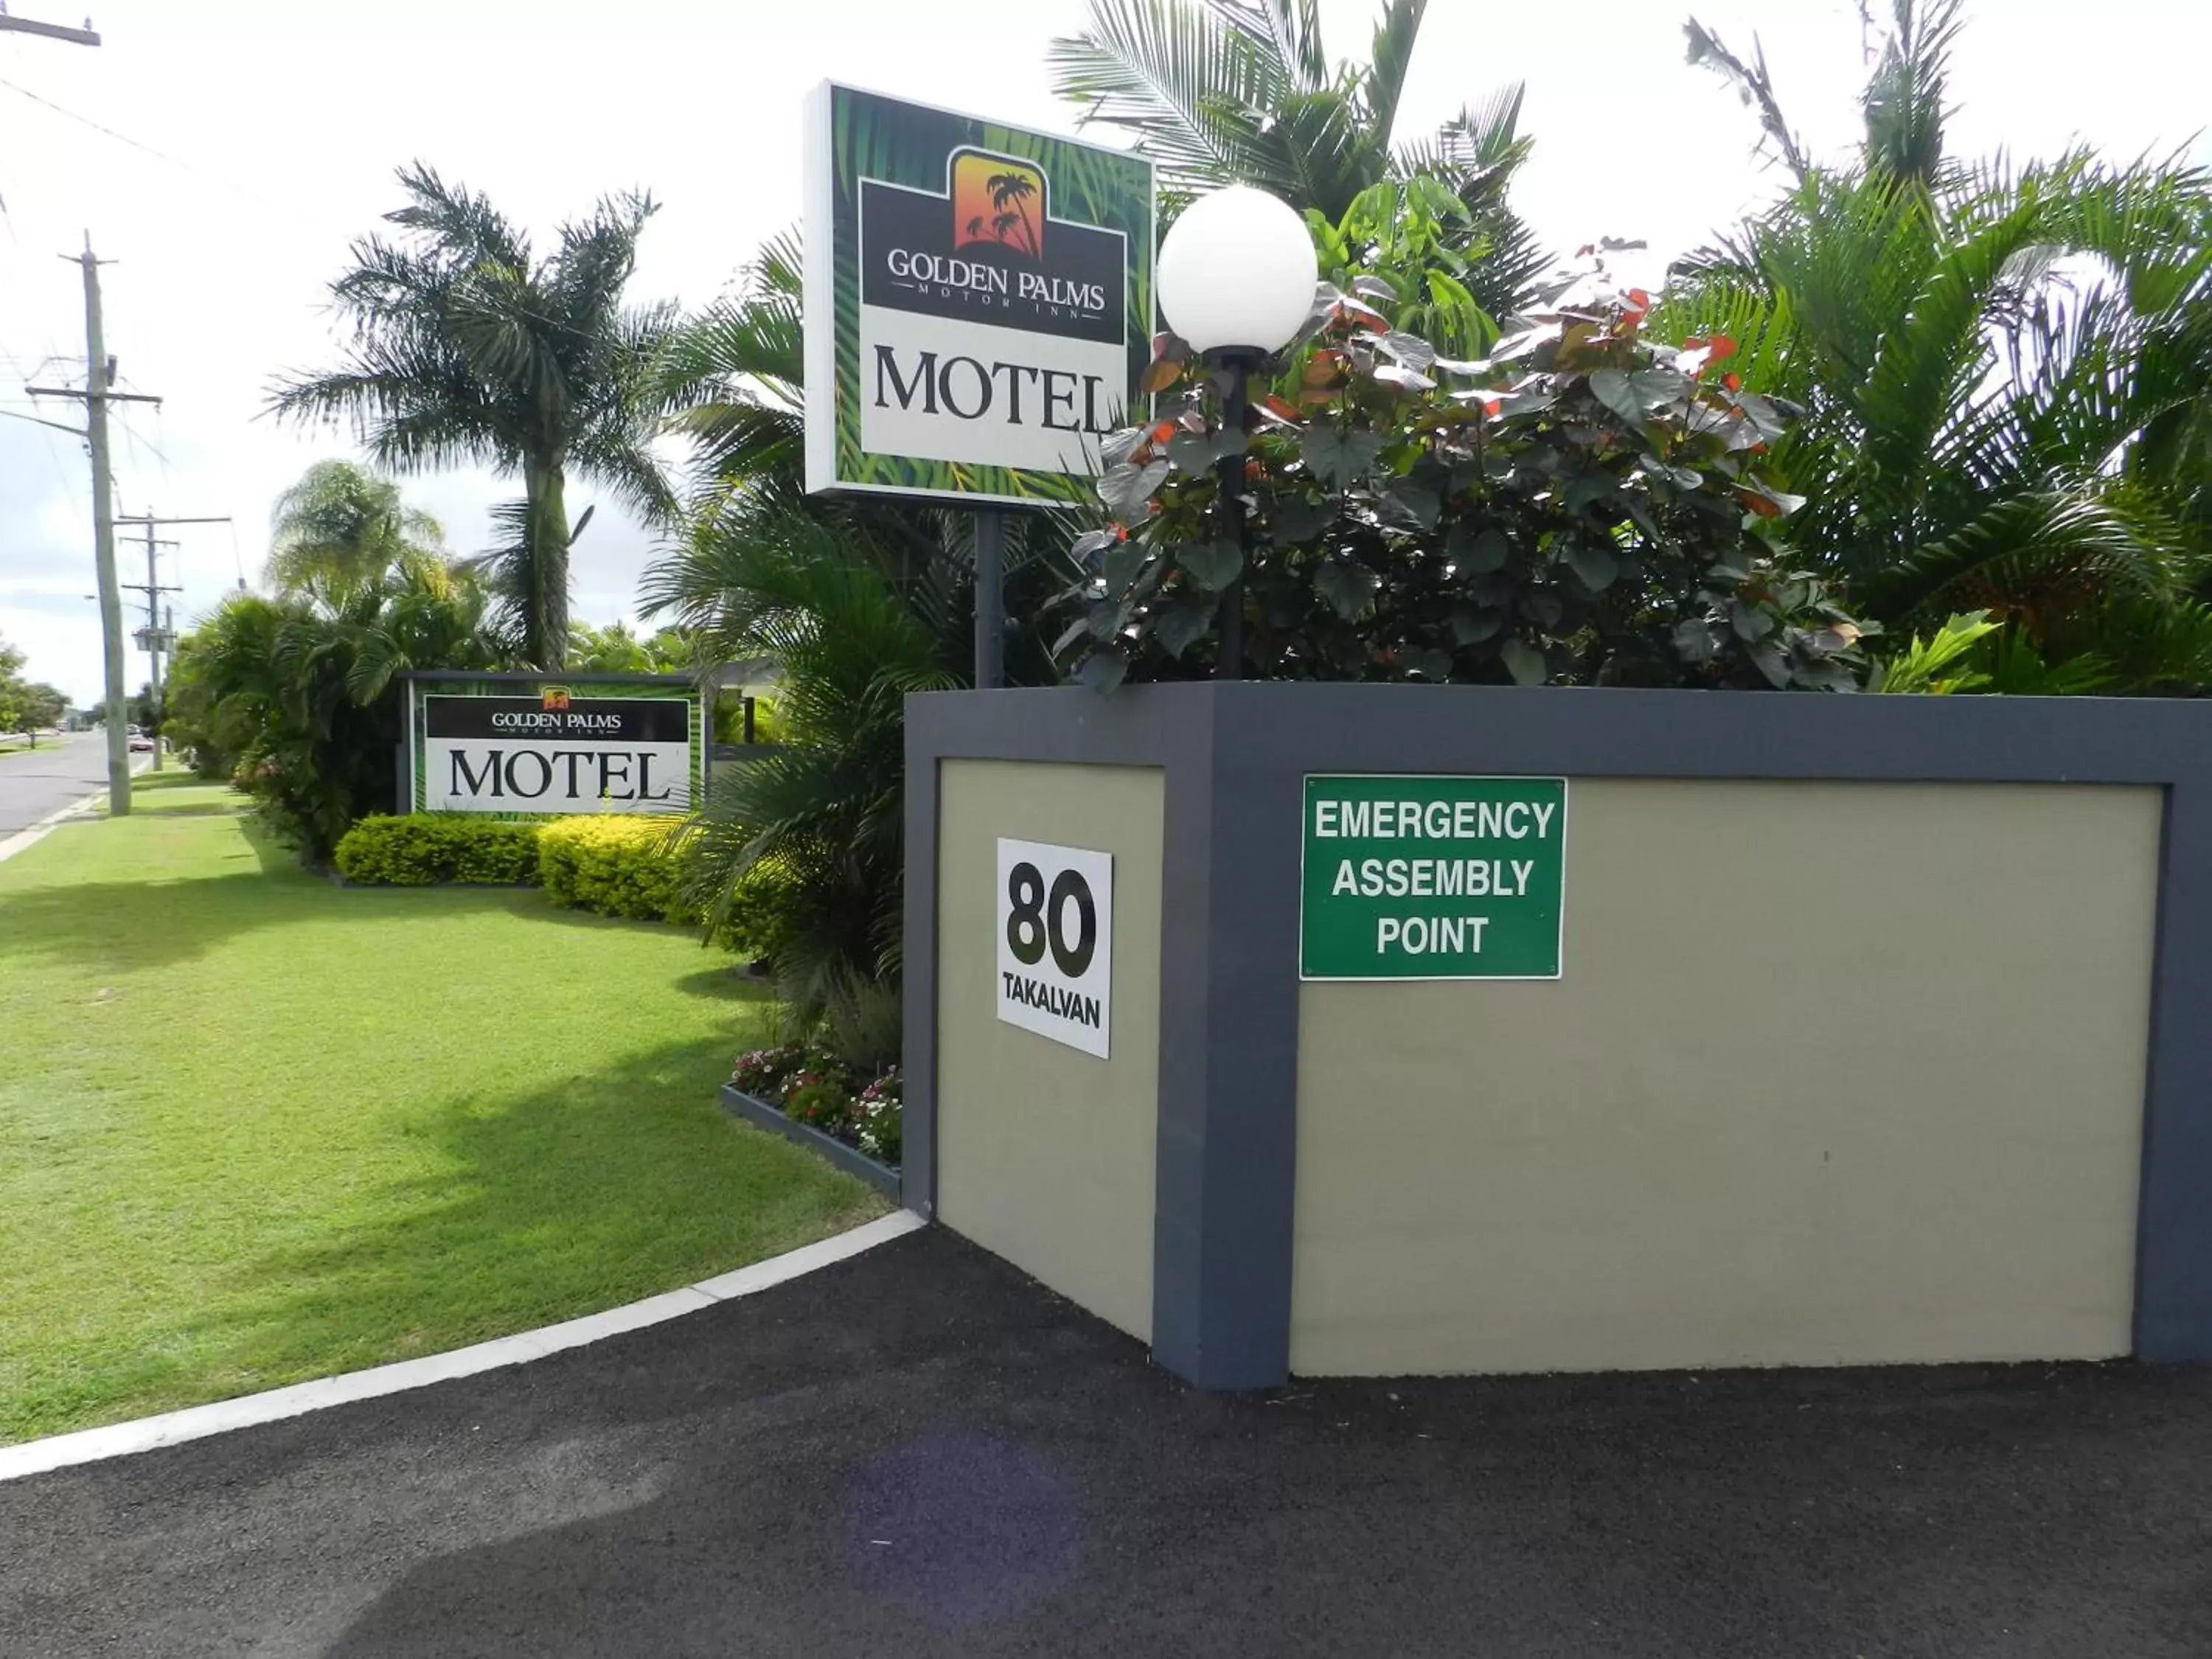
[128, 733, 156, 753]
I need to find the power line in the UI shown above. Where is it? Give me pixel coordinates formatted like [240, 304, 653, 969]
[0, 76, 188, 172]
[0, 74, 283, 212]
[0, 404, 78, 436]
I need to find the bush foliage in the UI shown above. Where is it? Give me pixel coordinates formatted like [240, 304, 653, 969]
[538, 815, 695, 925]
[334, 815, 543, 886]
[1059, 255, 1871, 692]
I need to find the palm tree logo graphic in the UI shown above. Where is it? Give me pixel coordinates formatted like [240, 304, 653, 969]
[953, 153, 1046, 259]
[987, 170, 1042, 257]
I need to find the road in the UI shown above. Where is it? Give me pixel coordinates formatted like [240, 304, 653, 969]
[0, 731, 116, 839]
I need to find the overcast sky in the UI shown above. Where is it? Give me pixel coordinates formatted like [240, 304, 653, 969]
[1, 0, 2205, 703]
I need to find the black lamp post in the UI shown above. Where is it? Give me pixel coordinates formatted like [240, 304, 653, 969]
[1155, 185, 1320, 681]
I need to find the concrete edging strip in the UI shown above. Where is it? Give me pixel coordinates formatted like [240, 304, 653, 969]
[0, 756, 154, 866]
[0, 786, 103, 866]
[0, 1210, 926, 1483]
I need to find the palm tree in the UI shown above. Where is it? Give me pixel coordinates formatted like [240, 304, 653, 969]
[265, 460, 445, 603]
[1048, 0, 1546, 314]
[268, 162, 678, 671]
[673, 511, 958, 1020]
[642, 235, 1093, 1018]
[1666, 1, 2212, 691]
[644, 230, 1082, 669]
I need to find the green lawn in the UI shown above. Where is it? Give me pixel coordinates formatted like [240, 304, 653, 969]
[0, 778, 882, 1445]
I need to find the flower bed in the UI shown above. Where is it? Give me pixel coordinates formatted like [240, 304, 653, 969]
[731, 1046, 902, 1169]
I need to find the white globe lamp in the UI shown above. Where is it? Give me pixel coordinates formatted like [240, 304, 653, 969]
[1152, 187, 1316, 681]
[1156, 185, 1318, 359]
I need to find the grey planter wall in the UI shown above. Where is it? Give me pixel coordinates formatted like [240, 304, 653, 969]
[904, 683, 2212, 1390]
[720, 1085, 900, 1200]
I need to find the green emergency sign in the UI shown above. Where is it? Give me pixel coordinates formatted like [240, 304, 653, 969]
[1300, 775, 1567, 981]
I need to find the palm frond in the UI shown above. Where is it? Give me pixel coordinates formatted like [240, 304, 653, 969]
[265, 459, 446, 602]
[1684, 16, 1810, 182]
[1863, 487, 2177, 626]
[1860, 0, 1966, 189]
[1360, 0, 1427, 147]
[1048, 0, 1284, 198]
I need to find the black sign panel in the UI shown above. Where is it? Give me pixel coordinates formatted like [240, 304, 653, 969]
[423, 697, 691, 745]
[860, 172, 1125, 347]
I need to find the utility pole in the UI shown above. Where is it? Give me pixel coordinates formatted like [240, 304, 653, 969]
[120, 529, 181, 771]
[116, 512, 227, 775]
[27, 240, 159, 814]
[0, 7, 102, 47]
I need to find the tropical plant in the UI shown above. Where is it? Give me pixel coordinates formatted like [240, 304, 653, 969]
[265, 460, 446, 602]
[646, 232, 1092, 680]
[664, 513, 958, 1024]
[1865, 611, 1997, 693]
[645, 224, 1096, 1041]
[167, 542, 506, 859]
[269, 162, 678, 670]
[1667, 1, 2212, 692]
[1306, 176, 1514, 361]
[1048, 0, 1546, 315]
[566, 621, 699, 675]
[1064, 260, 1870, 691]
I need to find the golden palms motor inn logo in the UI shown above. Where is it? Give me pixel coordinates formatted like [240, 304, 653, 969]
[952, 154, 1046, 259]
[859, 145, 1129, 475]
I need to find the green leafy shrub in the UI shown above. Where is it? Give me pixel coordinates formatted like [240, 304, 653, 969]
[782, 1074, 855, 1138]
[1060, 257, 1871, 692]
[716, 857, 802, 965]
[538, 815, 695, 924]
[334, 815, 543, 886]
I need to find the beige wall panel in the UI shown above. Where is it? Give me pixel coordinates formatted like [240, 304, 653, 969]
[936, 759, 1164, 1341]
[1293, 780, 2160, 1374]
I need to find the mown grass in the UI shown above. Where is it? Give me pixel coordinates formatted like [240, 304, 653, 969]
[0, 779, 883, 1444]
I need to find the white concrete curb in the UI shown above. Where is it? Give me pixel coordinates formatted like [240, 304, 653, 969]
[0, 1210, 926, 1483]
[0, 754, 154, 866]
[0, 787, 102, 866]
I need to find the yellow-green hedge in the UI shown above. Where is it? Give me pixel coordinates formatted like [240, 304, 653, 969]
[537, 815, 696, 925]
[334, 815, 542, 886]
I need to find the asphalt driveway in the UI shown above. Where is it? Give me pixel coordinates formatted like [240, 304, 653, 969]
[2, 1225, 2208, 1658]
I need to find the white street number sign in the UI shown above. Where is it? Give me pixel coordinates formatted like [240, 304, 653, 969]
[995, 838, 1112, 1059]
